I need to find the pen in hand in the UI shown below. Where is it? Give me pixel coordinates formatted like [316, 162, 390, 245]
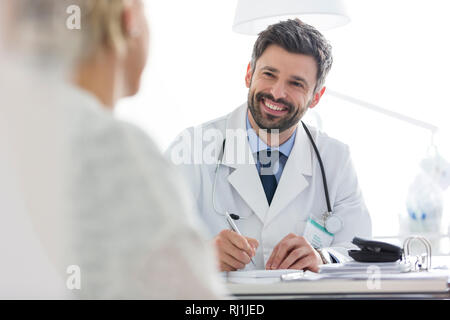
[225, 211, 256, 266]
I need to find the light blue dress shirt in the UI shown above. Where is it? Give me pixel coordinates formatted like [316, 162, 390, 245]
[246, 114, 297, 183]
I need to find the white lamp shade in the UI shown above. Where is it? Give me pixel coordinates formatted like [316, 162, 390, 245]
[233, 0, 350, 35]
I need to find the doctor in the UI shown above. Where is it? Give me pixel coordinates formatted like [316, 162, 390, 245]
[167, 19, 371, 272]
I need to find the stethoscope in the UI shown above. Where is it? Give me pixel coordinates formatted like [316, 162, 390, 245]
[212, 121, 343, 234]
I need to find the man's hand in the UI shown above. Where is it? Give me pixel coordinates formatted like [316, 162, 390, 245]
[265, 233, 322, 272]
[213, 229, 259, 272]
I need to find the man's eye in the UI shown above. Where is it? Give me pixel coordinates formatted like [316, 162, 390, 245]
[291, 82, 304, 88]
[263, 72, 274, 77]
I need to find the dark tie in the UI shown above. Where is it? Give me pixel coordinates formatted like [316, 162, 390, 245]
[258, 150, 279, 206]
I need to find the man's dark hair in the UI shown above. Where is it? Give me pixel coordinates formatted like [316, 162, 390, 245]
[250, 19, 333, 94]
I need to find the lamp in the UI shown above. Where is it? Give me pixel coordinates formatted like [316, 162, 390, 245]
[232, 0, 440, 141]
[233, 0, 350, 34]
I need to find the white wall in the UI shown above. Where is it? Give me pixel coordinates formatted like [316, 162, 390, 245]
[116, 0, 450, 240]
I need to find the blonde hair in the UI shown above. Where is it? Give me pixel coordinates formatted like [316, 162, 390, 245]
[82, 0, 128, 57]
[2, 0, 129, 63]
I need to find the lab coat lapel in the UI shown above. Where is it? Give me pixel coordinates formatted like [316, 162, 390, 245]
[222, 104, 269, 224]
[264, 125, 313, 226]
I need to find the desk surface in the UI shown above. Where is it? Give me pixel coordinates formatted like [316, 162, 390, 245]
[227, 256, 450, 300]
[228, 290, 450, 300]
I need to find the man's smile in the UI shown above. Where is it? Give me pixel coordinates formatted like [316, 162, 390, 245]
[261, 98, 289, 117]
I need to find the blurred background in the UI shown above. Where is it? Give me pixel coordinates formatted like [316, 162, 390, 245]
[116, 0, 450, 252]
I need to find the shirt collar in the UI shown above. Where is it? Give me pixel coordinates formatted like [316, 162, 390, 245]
[246, 113, 297, 157]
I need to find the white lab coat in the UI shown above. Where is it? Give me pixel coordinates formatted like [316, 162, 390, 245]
[0, 62, 227, 299]
[166, 103, 372, 269]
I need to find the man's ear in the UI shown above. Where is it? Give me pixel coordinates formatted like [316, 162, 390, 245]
[309, 86, 326, 109]
[245, 62, 252, 88]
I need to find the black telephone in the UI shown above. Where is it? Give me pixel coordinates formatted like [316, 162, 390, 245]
[348, 237, 403, 262]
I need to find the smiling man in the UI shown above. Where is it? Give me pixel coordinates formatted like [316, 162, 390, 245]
[166, 19, 372, 272]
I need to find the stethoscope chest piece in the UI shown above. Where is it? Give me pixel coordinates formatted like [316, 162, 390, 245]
[324, 214, 343, 234]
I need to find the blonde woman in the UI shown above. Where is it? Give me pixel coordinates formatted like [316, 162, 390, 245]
[0, 0, 227, 299]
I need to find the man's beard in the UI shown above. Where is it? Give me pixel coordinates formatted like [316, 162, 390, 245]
[247, 90, 307, 133]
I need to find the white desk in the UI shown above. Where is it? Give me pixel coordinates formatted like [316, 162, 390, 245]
[226, 257, 450, 300]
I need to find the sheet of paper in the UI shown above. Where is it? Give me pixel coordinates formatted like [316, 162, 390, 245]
[226, 269, 303, 284]
[319, 261, 411, 274]
[227, 269, 301, 278]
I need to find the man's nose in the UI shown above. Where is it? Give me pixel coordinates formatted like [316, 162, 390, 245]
[270, 81, 287, 101]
